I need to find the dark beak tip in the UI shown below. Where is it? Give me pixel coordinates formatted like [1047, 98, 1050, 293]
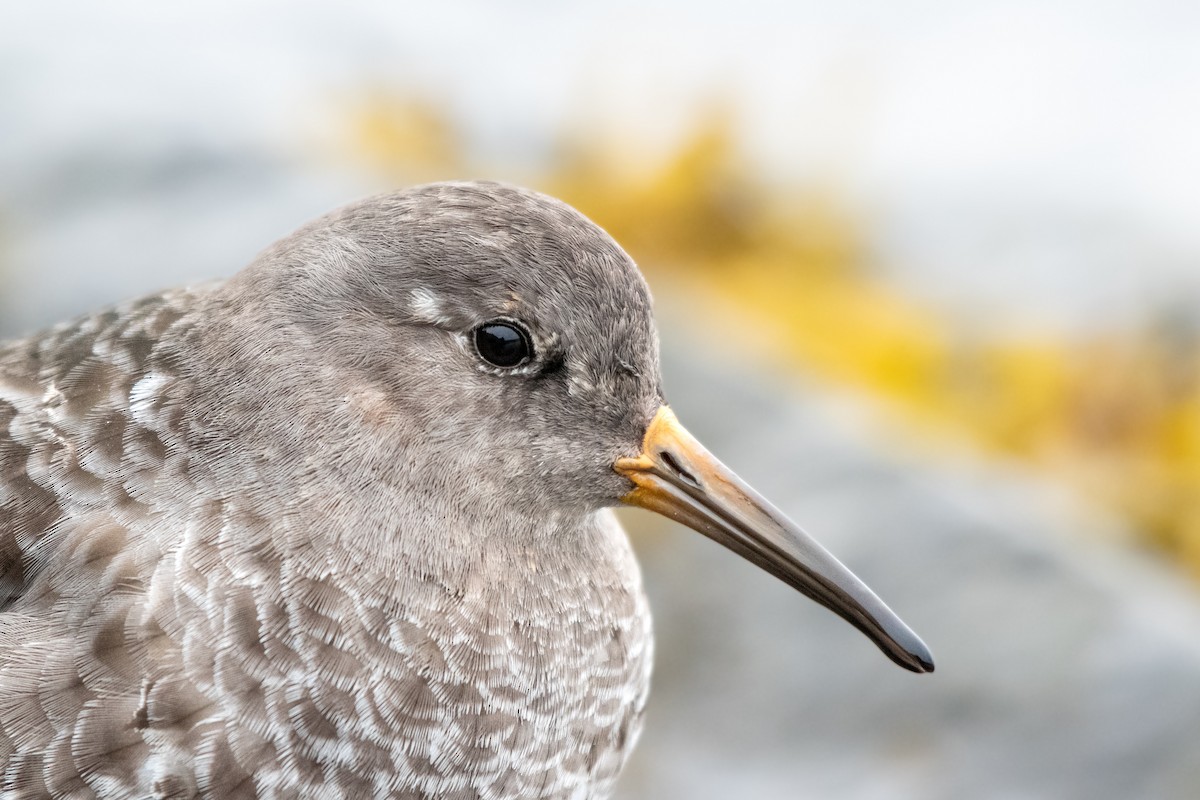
[896, 639, 935, 674]
[623, 405, 937, 676]
[875, 619, 934, 673]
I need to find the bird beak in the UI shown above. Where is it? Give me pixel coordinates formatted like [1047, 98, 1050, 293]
[615, 405, 934, 673]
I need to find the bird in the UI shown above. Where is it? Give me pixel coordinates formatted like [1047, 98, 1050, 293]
[0, 181, 932, 799]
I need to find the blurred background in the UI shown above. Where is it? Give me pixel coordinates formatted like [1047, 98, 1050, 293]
[4, 1, 1200, 797]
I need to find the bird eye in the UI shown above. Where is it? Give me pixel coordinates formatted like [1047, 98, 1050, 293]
[473, 321, 533, 368]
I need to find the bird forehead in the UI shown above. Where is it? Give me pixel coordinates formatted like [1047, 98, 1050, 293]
[283, 181, 660, 375]
[386, 193, 654, 330]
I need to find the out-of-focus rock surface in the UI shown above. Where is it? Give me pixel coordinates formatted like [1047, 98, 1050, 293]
[618, 327, 1200, 800]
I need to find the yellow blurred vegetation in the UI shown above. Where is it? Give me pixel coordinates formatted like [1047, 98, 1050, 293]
[345, 95, 1200, 576]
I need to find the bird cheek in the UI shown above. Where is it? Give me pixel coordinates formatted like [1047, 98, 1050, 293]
[342, 387, 395, 427]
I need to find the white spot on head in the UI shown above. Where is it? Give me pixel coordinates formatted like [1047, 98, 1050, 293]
[409, 288, 447, 324]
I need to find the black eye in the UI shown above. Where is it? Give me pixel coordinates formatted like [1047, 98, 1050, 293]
[474, 321, 533, 368]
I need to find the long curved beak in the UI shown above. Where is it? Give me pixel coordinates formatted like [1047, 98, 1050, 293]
[615, 406, 934, 673]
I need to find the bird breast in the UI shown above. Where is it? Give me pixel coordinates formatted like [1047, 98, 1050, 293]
[150, 508, 655, 798]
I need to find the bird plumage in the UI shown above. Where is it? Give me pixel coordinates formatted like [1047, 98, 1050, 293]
[1, 183, 657, 798]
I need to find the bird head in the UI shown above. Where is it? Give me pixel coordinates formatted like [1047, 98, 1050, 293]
[212, 180, 933, 673]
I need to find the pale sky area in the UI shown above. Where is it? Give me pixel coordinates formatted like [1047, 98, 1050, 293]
[3, 0, 1199, 333]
